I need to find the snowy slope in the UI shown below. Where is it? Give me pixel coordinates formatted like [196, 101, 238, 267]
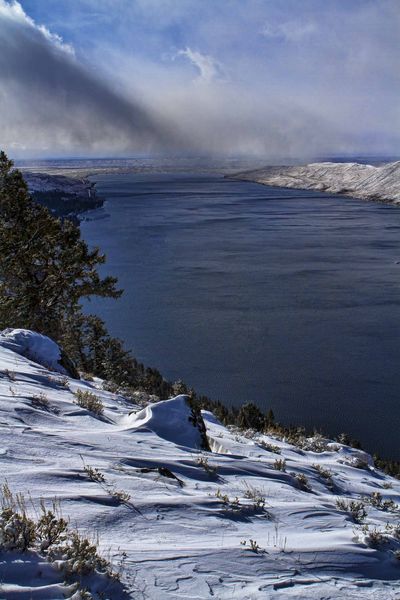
[232, 161, 400, 204]
[0, 332, 400, 598]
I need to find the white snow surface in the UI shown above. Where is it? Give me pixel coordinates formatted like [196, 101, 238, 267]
[0, 335, 399, 598]
[123, 395, 205, 449]
[233, 160, 400, 204]
[0, 329, 68, 375]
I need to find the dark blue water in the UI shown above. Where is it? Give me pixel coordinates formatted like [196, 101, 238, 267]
[81, 173, 400, 458]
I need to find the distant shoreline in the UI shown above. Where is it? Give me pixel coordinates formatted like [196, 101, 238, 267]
[230, 160, 400, 206]
[22, 159, 400, 220]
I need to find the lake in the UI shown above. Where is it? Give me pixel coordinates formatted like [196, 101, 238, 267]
[81, 172, 400, 458]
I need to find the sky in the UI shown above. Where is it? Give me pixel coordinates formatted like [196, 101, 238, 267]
[0, 0, 399, 159]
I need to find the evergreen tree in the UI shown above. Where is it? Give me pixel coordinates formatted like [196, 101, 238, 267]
[61, 313, 140, 386]
[0, 151, 121, 341]
[237, 402, 265, 431]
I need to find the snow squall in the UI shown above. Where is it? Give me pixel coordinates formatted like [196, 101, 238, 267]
[0, 330, 399, 598]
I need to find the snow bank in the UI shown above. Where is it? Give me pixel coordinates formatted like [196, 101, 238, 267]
[0, 328, 76, 376]
[124, 395, 208, 449]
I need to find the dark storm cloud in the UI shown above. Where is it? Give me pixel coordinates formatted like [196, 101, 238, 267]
[0, 1, 185, 154]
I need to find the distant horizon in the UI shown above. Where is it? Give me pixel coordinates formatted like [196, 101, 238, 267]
[14, 153, 400, 166]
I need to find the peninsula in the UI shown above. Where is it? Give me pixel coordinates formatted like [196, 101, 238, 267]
[232, 160, 400, 204]
[22, 170, 102, 218]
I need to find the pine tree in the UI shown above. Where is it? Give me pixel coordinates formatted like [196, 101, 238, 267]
[237, 402, 265, 431]
[61, 313, 139, 385]
[0, 151, 121, 341]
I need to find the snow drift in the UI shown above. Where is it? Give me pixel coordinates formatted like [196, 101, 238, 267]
[124, 395, 209, 450]
[0, 328, 77, 377]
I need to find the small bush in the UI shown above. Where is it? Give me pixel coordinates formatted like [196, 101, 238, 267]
[259, 441, 281, 454]
[382, 482, 393, 489]
[336, 499, 367, 523]
[298, 433, 329, 453]
[31, 392, 50, 411]
[363, 491, 398, 512]
[294, 473, 311, 492]
[386, 523, 400, 539]
[241, 539, 262, 553]
[61, 531, 110, 576]
[58, 376, 70, 388]
[342, 456, 370, 470]
[274, 459, 286, 472]
[36, 501, 68, 554]
[313, 464, 333, 480]
[243, 482, 266, 509]
[82, 462, 131, 506]
[215, 489, 241, 511]
[84, 465, 105, 483]
[80, 372, 95, 382]
[361, 525, 388, 549]
[110, 488, 131, 505]
[125, 389, 160, 407]
[74, 389, 104, 415]
[102, 380, 120, 394]
[0, 506, 36, 551]
[4, 369, 16, 381]
[0, 483, 36, 552]
[196, 455, 217, 476]
[0, 484, 119, 585]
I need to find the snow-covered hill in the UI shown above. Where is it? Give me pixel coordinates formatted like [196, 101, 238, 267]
[19, 171, 102, 219]
[232, 161, 400, 204]
[1, 330, 400, 599]
[22, 172, 94, 197]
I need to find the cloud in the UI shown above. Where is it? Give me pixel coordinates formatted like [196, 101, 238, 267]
[0, 0, 185, 155]
[261, 20, 316, 42]
[1, 0, 400, 159]
[176, 48, 223, 83]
